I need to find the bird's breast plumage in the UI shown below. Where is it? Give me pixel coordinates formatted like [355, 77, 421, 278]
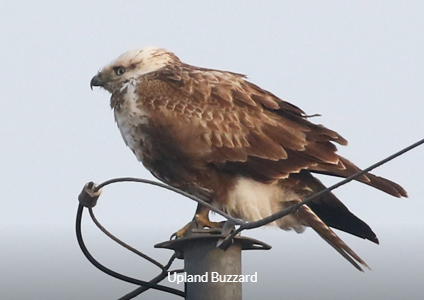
[114, 80, 151, 163]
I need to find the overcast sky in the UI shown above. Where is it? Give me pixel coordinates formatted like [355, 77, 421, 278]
[1, 1, 423, 299]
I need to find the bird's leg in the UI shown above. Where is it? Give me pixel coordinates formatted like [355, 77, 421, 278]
[194, 204, 223, 229]
[172, 204, 223, 238]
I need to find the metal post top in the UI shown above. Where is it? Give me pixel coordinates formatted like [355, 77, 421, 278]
[155, 230, 271, 258]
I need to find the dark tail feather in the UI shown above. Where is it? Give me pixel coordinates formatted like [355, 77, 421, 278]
[294, 171, 379, 243]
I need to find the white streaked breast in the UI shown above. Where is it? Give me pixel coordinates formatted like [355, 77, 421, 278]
[114, 80, 149, 162]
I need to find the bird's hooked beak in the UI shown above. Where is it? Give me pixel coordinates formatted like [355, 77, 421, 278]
[90, 74, 103, 90]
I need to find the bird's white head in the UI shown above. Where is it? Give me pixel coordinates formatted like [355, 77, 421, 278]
[90, 47, 180, 92]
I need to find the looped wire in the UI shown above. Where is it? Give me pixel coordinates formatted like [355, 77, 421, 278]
[76, 137, 423, 299]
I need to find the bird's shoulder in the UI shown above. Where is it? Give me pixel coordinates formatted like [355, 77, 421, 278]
[136, 63, 305, 116]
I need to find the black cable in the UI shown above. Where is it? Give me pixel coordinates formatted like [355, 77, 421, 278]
[93, 138, 424, 236]
[246, 137, 424, 228]
[94, 177, 244, 226]
[88, 207, 165, 271]
[118, 269, 185, 300]
[75, 204, 185, 298]
[77, 137, 423, 296]
[88, 208, 184, 299]
[217, 137, 424, 247]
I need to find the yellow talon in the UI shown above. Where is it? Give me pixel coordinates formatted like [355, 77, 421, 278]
[171, 205, 224, 239]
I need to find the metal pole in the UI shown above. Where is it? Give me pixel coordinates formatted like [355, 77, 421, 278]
[184, 236, 242, 300]
[156, 232, 270, 300]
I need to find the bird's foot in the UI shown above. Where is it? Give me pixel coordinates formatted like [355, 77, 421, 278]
[170, 214, 225, 239]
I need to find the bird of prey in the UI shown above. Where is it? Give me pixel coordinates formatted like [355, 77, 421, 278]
[91, 47, 407, 271]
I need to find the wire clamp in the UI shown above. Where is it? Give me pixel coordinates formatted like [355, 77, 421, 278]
[78, 182, 102, 208]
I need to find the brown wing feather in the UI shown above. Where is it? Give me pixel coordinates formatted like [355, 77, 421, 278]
[311, 156, 407, 197]
[139, 64, 406, 197]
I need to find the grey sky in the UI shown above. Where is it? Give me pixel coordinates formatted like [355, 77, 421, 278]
[1, 1, 423, 299]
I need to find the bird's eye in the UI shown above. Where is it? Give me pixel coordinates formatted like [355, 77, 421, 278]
[114, 66, 126, 76]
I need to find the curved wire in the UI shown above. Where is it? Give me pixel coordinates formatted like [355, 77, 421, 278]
[94, 177, 246, 226]
[75, 204, 185, 298]
[118, 268, 185, 300]
[77, 137, 423, 297]
[92, 137, 424, 248]
[217, 137, 424, 246]
[88, 207, 165, 270]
